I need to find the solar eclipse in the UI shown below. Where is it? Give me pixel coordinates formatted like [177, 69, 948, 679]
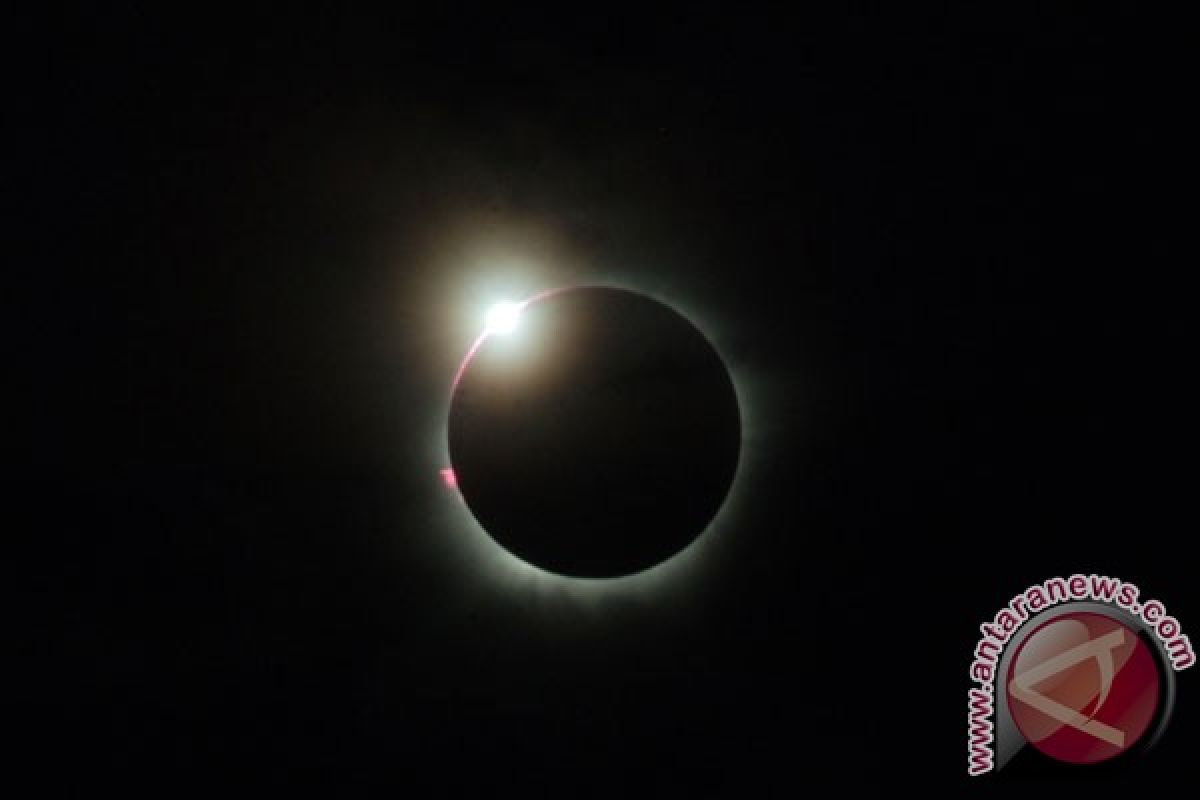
[447, 286, 741, 579]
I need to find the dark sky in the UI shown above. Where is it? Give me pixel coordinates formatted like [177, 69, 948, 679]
[13, 5, 1194, 793]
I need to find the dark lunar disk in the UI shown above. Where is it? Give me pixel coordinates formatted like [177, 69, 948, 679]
[448, 287, 741, 578]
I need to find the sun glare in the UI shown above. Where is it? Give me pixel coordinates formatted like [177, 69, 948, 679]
[484, 302, 522, 335]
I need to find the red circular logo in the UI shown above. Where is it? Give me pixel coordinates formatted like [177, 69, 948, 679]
[1006, 612, 1161, 764]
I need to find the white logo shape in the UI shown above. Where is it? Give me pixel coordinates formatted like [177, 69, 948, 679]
[1008, 628, 1127, 747]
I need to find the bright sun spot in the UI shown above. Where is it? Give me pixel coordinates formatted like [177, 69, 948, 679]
[484, 302, 522, 335]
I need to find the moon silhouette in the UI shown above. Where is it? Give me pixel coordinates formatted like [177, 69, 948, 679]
[447, 286, 741, 578]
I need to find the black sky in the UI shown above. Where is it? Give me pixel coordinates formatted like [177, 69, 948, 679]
[13, 4, 1195, 794]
